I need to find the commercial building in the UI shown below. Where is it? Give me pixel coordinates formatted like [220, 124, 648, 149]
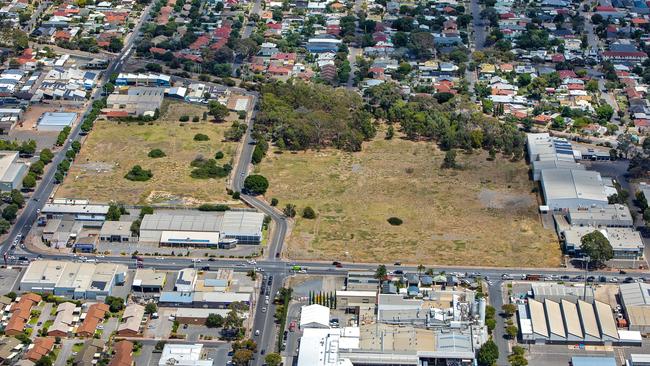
[132, 269, 166, 293]
[532, 159, 585, 181]
[620, 283, 650, 334]
[531, 283, 594, 303]
[99, 221, 135, 243]
[300, 304, 330, 329]
[0, 108, 23, 133]
[158, 344, 212, 366]
[517, 298, 641, 345]
[20, 261, 127, 300]
[139, 211, 264, 246]
[346, 271, 381, 292]
[630, 354, 650, 366]
[175, 269, 197, 292]
[527, 133, 576, 162]
[568, 204, 634, 227]
[158, 291, 251, 308]
[0, 151, 27, 192]
[540, 169, 609, 211]
[562, 227, 644, 259]
[41, 200, 109, 221]
[571, 356, 617, 366]
[115, 73, 171, 87]
[105, 87, 164, 117]
[36, 112, 76, 131]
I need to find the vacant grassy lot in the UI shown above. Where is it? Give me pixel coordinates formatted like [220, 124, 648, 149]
[56, 102, 237, 205]
[257, 137, 561, 267]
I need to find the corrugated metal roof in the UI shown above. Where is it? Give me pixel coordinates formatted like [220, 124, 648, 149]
[529, 299, 548, 337]
[578, 300, 600, 338]
[140, 213, 222, 232]
[594, 300, 618, 339]
[561, 300, 583, 338]
[545, 299, 565, 338]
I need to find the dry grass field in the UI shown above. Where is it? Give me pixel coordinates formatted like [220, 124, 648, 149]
[56, 101, 238, 205]
[257, 136, 561, 267]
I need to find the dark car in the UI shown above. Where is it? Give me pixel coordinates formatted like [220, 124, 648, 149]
[201, 266, 210, 270]
[260, 349, 265, 355]
[586, 276, 596, 282]
[208, 258, 216, 262]
[599, 276, 607, 282]
[275, 252, 280, 258]
[620, 270, 627, 274]
[624, 277, 635, 283]
[393, 270, 404, 275]
[332, 261, 341, 266]
[394, 262, 401, 266]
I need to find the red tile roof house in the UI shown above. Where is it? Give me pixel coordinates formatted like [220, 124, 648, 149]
[533, 114, 552, 126]
[189, 35, 210, 50]
[25, 337, 55, 362]
[108, 340, 133, 366]
[76, 303, 110, 337]
[267, 64, 291, 76]
[635, 119, 650, 132]
[557, 70, 577, 79]
[5, 293, 41, 336]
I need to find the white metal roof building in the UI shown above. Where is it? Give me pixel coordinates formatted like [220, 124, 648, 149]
[20, 260, 127, 300]
[568, 204, 634, 228]
[41, 202, 109, 221]
[158, 344, 212, 366]
[526, 133, 576, 163]
[37, 112, 76, 131]
[0, 151, 27, 192]
[630, 354, 650, 366]
[300, 304, 331, 329]
[540, 169, 608, 210]
[620, 283, 650, 334]
[139, 211, 264, 245]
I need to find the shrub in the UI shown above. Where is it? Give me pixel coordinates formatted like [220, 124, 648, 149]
[387, 217, 403, 226]
[190, 159, 232, 179]
[125, 165, 153, 181]
[232, 191, 240, 199]
[198, 204, 230, 211]
[192, 116, 200, 122]
[194, 133, 210, 141]
[302, 206, 316, 219]
[215, 151, 224, 159]
[270, 198, 278, 206]
[179, 115, 190, 122]
[148, 149, 166, 158]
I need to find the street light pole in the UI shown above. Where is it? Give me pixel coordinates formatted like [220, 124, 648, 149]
[583, 255, 590, 301]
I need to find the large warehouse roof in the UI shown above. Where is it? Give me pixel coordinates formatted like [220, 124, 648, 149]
[541, 169, 608, 202]
[300, 304, 330, 328]
[221, 211, 264, 236]
[141, 212, 222, 232]
[22, 261, 127, 292]
[38, 112, 76, 127]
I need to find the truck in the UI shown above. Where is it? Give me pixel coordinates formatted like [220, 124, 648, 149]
[525, 274, 542, 281]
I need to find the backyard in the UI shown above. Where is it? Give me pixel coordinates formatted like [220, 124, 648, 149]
[56, 101, 238, 205]
[257, 136, 561, 267]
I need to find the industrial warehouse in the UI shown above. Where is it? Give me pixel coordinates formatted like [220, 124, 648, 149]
[0, 151, 28, 192]
[517, 296, 642, 345]
[19, 260, 127, 300]
[139, 210, 265, 247]
[527, 133, 645, 262]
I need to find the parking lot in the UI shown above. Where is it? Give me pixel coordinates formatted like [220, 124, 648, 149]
[0, 267, 23, 294]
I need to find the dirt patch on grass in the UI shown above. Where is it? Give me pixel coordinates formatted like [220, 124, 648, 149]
[257, 138, 561, 267]
[56, 101, 238, 205]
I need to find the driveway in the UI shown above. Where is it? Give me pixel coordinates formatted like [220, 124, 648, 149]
[54, 339, 76, 366]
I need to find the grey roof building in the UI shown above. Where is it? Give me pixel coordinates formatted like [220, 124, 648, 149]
[0, 151, 27, 192]
[540, 169, 608, 210]
[105, 87, 164, 116]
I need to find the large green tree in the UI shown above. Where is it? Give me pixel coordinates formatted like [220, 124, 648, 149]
[243, 175, 269, 195]
[580, 230, 613, 265]
[477, 339, 499, 366]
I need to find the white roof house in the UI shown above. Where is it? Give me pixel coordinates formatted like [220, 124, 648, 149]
[300, 304, 331, 329]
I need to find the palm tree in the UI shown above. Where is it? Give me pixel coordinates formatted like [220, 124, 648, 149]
[417, 264, 425, 275]
[374, 265, 387, 283]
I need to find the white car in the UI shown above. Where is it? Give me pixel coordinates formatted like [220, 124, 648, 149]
[262, 307, 267, 313]
[255, 330, 260, 336]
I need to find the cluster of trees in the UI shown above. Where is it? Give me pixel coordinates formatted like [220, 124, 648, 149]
[81, 99, 108, 133]
[190, 156, 232, 179]
[104, 296, 125, 313]
[366, 83, 526, 159]
[0, 189, 27, 231]
[0, 139, 37, 156]
[628, 137, 650, 178]
[225, 122, 247, 141]
[257, 81, 375, 151]
[124, 165, 154, 181]
[106, 204, 129, 221]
